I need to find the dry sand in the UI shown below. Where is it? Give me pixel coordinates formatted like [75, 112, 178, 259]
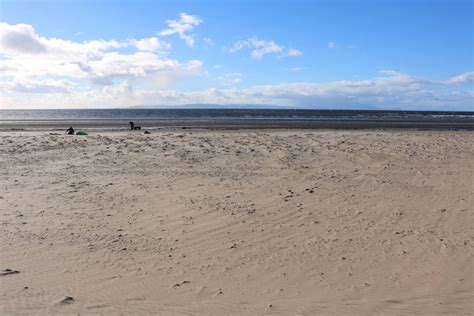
[1, 129, 473, 315]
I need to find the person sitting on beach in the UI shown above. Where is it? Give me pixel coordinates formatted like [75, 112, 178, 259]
[66, 127, 75, 135]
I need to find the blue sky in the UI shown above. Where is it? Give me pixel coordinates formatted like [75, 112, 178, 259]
[1, 0, 473, 110]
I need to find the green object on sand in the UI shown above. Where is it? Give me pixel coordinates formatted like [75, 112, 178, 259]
[76, 131, 88, 135]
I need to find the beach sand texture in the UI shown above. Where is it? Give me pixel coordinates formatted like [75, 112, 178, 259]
[1, 130, 473, 315]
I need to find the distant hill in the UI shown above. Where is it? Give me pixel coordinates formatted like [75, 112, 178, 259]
[127, 104, 381, 110]
[128, 104, 294, 109]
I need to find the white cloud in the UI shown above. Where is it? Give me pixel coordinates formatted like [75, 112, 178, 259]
[229, 37, 302, 59]
[203, 37, 215, 46]
[218, 73, 242, 85]
[288, 67, 305, 72]
[213, 64, 224, 69]
[328, 41, 336, 49]
[150, 59, 203, 87]
[159, 12, 203, 47]
[130, 37, 171, 52]
[84, 52, 203, 85]
[441, 72, 474, 85]
[0, 22, 203, 87]
[0, 22, 125, 58]
[287, 48, 303, 57]
[0, 79, 74, 93]
[0, 22, 47, 54]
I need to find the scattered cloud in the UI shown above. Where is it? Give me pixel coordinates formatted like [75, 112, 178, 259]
[328, 41, 335, 49]
[441, 71, 474, 85]
[203, 37, 215, 46]
[213, 64, 224, 69]
[230, 37, 283, 58]
[159, 12, 203, 47]
[218, 72, 242, 85]
[229, 37, 302, 59]
[130, 37, 171, 52]
[287, 67, 305, 72]
[287, 48, 303, 57]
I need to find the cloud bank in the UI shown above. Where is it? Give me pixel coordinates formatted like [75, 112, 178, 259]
[0, 22, 203, 90]
[2, 69, 473, 110]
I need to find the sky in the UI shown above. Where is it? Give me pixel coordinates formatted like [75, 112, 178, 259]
[0, 0, 473, 110]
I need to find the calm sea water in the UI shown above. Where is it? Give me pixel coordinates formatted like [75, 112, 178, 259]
[1, 109, 473, 122]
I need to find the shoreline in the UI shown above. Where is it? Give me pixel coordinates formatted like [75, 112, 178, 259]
[1, 118, 473, 131]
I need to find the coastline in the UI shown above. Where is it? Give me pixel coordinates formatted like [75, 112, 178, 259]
[1, 118, 473, 131]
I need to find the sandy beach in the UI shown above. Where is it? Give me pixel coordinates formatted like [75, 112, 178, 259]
[1, 129, 473, 315]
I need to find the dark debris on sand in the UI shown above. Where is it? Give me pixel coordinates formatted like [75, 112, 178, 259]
[59, 296, 75, 304]
[0, 269, 20, 276]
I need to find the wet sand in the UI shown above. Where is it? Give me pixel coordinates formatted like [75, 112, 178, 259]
[1, 129, 473, 315]
[0, 118, 473, 131]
